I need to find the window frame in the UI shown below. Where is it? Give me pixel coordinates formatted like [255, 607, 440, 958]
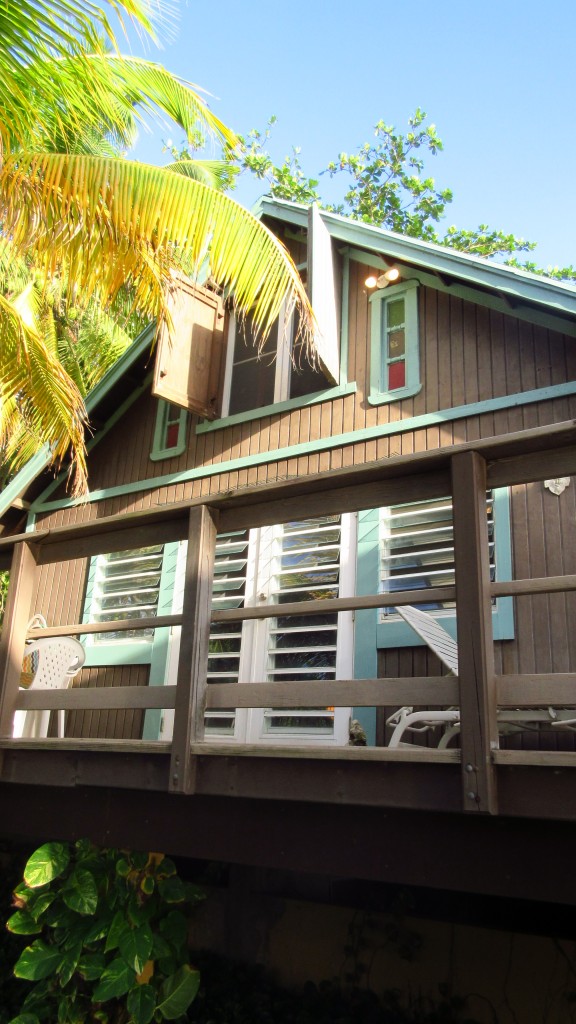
[81, 543, 180, 668]
[368, 279, 421, 405]
[220, 299, 336, 420]
[150, 400, 188, 461]
[369, 487, 514, 648]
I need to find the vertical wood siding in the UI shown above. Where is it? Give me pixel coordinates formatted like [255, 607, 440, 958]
[30, 259, 576, 742]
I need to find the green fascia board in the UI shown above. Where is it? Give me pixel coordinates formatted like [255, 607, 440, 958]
[258, 198, 576, 319]
[84, 323, 155, 415]
[31, 377, 576, 514]
[0, 323, 156, 520]
[0, 445, 53, 519]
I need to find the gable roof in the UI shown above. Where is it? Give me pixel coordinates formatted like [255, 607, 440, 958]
[257, 197, 576, 319]
[2, 199, 575, 525]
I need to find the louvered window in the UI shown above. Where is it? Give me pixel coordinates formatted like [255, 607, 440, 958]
[262, 515, 342, 735]
[199, 514, 354, 743]
[380, 493, 496, 614]
[90, 546, 164, 643]
[205, 530, 249, 735]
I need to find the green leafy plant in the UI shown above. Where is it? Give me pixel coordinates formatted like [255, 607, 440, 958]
[7, 840, 205, 1024]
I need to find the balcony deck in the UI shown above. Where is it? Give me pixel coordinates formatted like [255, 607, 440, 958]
[0, 421, 576, 901]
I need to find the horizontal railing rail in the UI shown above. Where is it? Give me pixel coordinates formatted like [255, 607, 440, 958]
[0, 425, 575, 812]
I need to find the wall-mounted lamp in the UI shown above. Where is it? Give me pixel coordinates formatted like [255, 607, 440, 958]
[364, 267, 400, 289]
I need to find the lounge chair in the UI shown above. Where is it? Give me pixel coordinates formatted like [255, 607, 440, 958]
[387, 605, 576, 748]
[13, 616, 85, 739]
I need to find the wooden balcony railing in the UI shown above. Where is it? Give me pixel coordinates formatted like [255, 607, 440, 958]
[0, 421, 575, 817]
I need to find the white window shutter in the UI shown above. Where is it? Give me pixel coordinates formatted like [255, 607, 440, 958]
[152, 276, 225, 419]
[307, 204, 339, 385]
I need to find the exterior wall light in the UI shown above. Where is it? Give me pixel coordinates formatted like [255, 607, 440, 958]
[364, 268, 401, 289]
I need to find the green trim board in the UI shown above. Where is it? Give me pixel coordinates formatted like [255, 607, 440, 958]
[258, 198, 576, 318]
[353, 509, 379, 746]
[339, 250, 350, 387]
[31, 378, 576, 514]
[342, 247, 576, 338]
[0, 446, 53, 519]
[196, 382, 357, 433]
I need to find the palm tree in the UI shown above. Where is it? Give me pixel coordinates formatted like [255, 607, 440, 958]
[0, 0, 313, 494]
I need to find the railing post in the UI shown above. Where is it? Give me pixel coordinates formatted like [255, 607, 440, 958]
[0, 540, 39, 737]
[451, 452, 498, 814]
[169, 505, 219, 794]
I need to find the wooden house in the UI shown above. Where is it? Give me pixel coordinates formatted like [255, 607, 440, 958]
[0, 197, 576, 910]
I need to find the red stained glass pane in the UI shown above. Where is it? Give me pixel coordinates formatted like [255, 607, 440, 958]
[165, 423, 180, 449]
[388, 360, 405, 390]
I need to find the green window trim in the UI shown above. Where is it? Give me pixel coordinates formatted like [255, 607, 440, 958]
[356, 488, 513, 651]
[368, 279, 421, 405]
[195, 382, 357, 433]
[150, 401, 188, 461]
[81, 542, 180, 673]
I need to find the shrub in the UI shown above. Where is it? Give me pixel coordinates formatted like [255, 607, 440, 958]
[7, 840, 204, 1024]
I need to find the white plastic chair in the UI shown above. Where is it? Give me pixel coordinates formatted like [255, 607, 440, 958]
[13, 618, 85, 739]
[386, 605, 576, 748]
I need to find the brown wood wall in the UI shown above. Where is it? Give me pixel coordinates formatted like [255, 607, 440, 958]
[28, 257, 576, 741]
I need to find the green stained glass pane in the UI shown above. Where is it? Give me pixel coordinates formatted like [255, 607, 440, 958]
[388, 330, 405, 357]
[387, 299, 405, 329]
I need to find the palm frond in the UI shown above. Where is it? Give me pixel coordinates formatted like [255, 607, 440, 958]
[1, 152, 314, 346]
[0, 291, 88, 494]
[8, 53, 238, 155]
[167, 158, 239, 191]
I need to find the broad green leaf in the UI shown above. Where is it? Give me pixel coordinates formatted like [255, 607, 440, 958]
[119, 924, 154, 973]
[130, 851, 148, 870]
[158, 877, 185, 904]
[14, 940, 62, 980]
[157, 858, 176, 879]
[6, 910, 42, 935]
[185, 883, 206, 904]
[62, 868, 98, 915]
[104, 910, 129, 952]
[92, 957, 134, 1002]
[127, 984, 156, 1024]
[8, 1015, 40, 1024]
[28, 890, 56, 921]
[159, 911, 188, 948]
[116, 857, 131, 877]
[58, 945, 81, 987]
[77, 952, 105, 980]
[157, 965, 200, 1020]
[13, 882, 34, 902]
[81, 913, 113, 944]
[140, 874, 154, 895]
[24, 843, 70, 888]
[151, 933, 171, 959]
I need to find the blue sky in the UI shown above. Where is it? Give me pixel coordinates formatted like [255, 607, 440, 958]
[127, 0, 576, 271]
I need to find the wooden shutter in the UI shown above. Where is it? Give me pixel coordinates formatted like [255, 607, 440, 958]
[152, 277, 225, 419]
[307, 205, 339, 385]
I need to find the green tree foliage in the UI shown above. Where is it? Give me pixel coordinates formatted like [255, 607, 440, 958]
[237, 110, 576, 278]
[0, 0, 313, 495]
[7, 841, 204, 1024]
